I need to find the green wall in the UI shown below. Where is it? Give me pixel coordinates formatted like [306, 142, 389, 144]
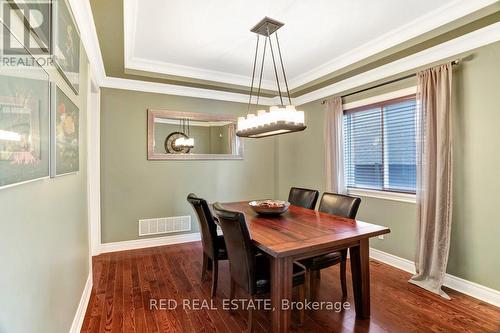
[277, 41, 500, 291]
[0, 48, 90, 332]
[100, 88, 276, 243]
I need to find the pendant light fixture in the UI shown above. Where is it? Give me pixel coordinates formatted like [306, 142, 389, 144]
[237, 17, 306, 138]
[174, 118, 194, 149]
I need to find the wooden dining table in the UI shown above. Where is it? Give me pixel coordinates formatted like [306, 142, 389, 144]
[217, 201, 390, 333]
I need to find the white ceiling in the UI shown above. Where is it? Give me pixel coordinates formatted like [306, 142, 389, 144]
[124, 0, 491, 90]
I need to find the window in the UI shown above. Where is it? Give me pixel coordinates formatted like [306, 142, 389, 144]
[344, 96, 416, 194]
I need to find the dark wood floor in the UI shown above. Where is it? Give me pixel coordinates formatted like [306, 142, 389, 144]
[81, 241, 500, 333]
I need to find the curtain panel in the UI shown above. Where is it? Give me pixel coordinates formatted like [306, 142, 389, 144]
[409, 63, 453, 299]
[325, 97, 346, 194]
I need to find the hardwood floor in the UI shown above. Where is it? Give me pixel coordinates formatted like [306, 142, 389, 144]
[81, 241, 500, 333]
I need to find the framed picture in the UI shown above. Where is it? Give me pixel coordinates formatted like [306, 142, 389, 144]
[52, 0, 80, 94]
[50, 84, 79, 177]
[0, 23, 50, 189]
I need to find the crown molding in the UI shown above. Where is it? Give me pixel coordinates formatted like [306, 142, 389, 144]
[101, 76, 278, 105]
[288, 0, 498, 89]
[75, 0, 499, 107]
[67, 0, 106, 84]
[69, 0, 280, 105]
[122, 0, 498, 91]
[123, 0, 276, 91]
[294, 22, 500, 106]
[154, 118, 233, 127]
[126, 56, 278, 91]
[123, 0, 137, 72]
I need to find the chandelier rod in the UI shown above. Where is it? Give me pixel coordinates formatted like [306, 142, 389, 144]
[267, 27, 283, 106]
[275, 32, 292, 105]
[247, 35, 260, 112]
[256, 36, 268, 106]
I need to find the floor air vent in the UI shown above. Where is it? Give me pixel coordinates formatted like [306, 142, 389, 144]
[139, 216, 191, 236]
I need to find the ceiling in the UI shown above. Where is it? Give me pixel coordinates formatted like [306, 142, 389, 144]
[124, 0, 459, 91]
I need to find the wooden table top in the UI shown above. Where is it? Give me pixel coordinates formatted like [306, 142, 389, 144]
[218, 201, 390, 258]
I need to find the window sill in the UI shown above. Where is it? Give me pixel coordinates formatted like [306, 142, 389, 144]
[347, 188, 416, 204]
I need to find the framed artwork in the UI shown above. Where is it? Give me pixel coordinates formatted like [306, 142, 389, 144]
[52, 0, 80, 94]
[50, 84, 79, 177]
[0, 23, 50, 189]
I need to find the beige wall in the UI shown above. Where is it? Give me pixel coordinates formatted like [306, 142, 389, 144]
[100, 88, 276, 243]
[0, 46, 90, 332]
[277, 41, 500, 291]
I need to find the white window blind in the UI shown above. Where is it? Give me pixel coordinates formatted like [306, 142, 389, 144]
[344, 96, 417, 193]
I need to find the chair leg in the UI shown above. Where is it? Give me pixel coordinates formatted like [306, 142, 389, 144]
[201, 253, 208, 282]
[309, 269, 317, 301]
[207, 256, 213, 270]
[229, 278, 236, 314]
[316, 270, 321, 280]
[230, 278, 235, 301]
[340, 260, 347, 299]
[247, 295, 254, 333]
[211, 259, 218, 297]
[298, 284, 305, 326]
[305, 269, 311, 301]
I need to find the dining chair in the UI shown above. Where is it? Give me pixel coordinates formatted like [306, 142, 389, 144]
[288, 187, 319, 209]
[187, 193, 228, 297]
[213, 203, 306, 332]
[301, 192, 361, 300]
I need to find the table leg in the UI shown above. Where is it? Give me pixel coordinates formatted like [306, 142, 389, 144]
[270, 256, 293, 333]
[349, 238, 370, 318]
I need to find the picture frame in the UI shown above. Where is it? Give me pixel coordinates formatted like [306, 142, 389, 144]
[0, 21, 51, 189]
[52, 0, 80, 95]
[50, 83, 79, 177]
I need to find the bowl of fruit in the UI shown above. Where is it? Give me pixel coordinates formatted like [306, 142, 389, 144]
[248, 200, 290, 216]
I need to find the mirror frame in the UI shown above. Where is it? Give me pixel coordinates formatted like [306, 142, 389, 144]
[147, 109, 244, 160]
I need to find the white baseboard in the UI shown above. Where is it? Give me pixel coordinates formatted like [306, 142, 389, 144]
[99, 232, 201, 253]
[69, 274, 92, 333]
[369, 247, 416, 274]
[442, 273, 500, 307]
[369, 247, 500, 307]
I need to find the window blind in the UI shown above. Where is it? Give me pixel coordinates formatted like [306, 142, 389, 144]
[344, 97, 417, 193]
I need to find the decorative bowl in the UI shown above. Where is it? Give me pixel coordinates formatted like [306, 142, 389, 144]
[249, 200, 290, 216]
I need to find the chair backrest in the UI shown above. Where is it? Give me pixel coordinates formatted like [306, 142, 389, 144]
[187, 193, 218, 257]
[212, 203, 257, 294]
[288, 187, 319, 209]
[318, 192, 361, 219]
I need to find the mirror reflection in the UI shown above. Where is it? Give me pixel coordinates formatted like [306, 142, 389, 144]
[147, 110, 243, 160]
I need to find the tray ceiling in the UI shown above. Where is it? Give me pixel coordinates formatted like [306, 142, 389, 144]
[124, 0, 477, 91]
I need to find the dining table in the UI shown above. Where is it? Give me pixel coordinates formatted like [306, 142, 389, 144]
[216, 201, 391, 333]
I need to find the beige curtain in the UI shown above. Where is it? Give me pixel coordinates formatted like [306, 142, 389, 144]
[409, 63, 453, 299]
[325, 97, 346, 194]
[227, 123, 237, 153]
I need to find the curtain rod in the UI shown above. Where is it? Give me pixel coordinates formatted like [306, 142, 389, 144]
[320, 59, 461, 104]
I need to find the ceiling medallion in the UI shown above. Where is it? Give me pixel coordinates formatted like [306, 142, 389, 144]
[237, 17, 306, 138]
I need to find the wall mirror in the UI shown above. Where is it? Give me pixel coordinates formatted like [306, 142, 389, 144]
[147, 109, 243, 160]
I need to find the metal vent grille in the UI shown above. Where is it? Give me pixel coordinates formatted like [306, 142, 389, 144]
[138, 216, 191, 236]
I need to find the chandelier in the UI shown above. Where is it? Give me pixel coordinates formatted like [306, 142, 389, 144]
[236, 17, 306, 138]
[174, 119, 194, 149]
